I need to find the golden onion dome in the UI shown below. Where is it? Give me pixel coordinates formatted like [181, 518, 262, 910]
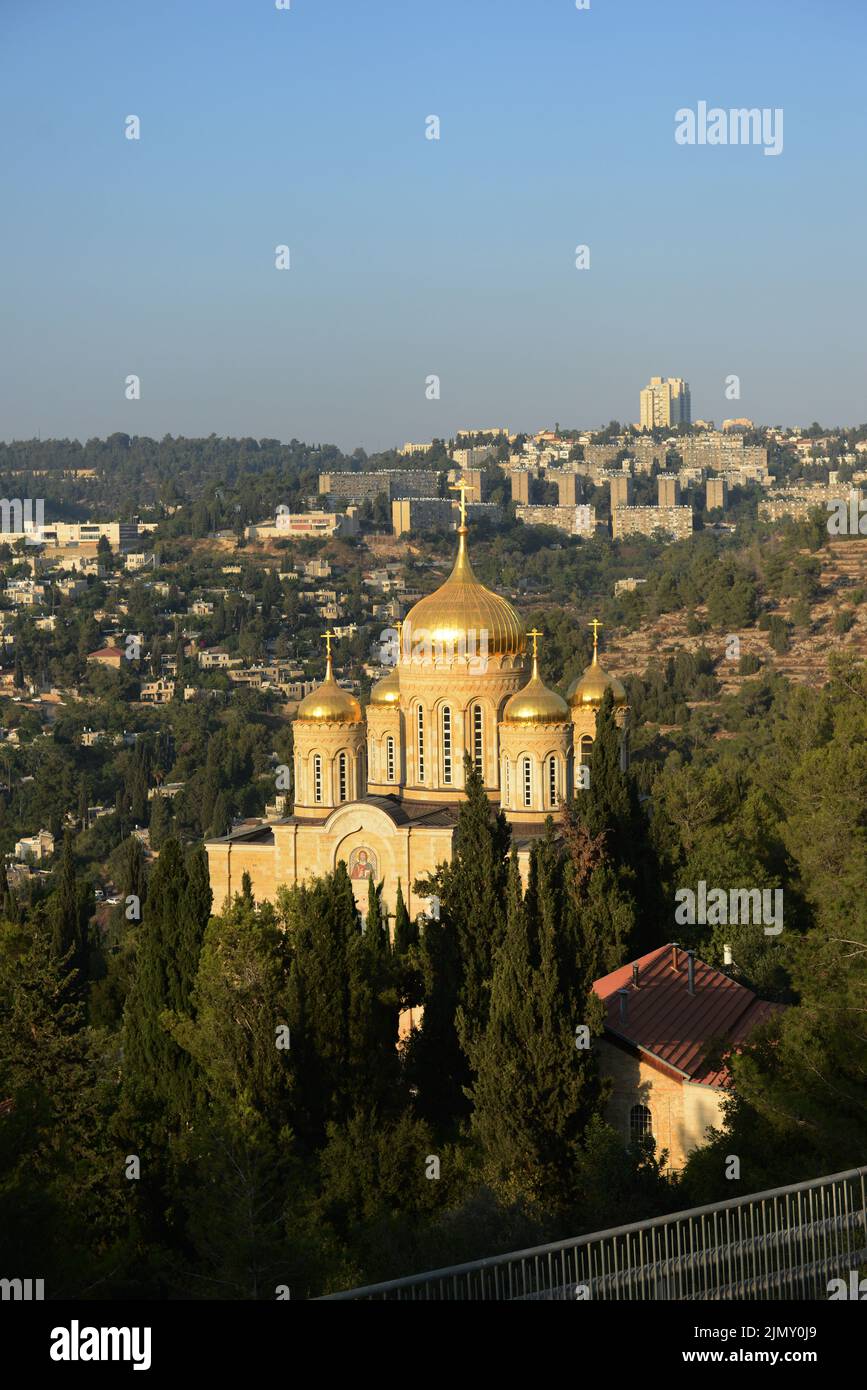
[567, 653, 627, 709]
[503, 646, 568, 725]
[369, 665, 400, 707]
[403, 524, 525, 659]
[296, 649, 362, 724]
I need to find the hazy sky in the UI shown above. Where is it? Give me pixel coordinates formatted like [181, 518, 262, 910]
[1, 0, 865, 451]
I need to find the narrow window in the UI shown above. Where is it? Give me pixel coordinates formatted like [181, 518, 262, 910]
[417, 705, 425, 780]
[580, 734, 593, 767]
[386, 735, 395, 783]
[338, 751, 348, 803]
[472, 705, 483, 773]
[522, 755, 532, 807]
[441, 705, 452, 784]
[503, 757, 510, 804]
[313, 754, 323, 804]
[548, 755, 558, 808]
[630, 1104, 654, 1145]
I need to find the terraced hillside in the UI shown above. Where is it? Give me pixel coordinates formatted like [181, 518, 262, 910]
[603, 538, 867, 693]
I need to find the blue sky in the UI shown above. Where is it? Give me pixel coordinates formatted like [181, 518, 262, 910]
[1, 0, 865, 450]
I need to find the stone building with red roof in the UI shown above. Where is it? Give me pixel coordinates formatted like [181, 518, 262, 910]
[593, 943, 781, 1171]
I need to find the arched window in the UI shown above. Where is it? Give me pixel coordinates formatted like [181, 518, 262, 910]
[630, 1104, 653, 1145]
[502, 756, 510, 805]
[313, 754, 323, 804]
[441, 705, 452, 784]
[580, 734, 593, 767]
[386, 735, 395, 783]
[416, 705, 425, 781]
[338, 751, 348, 803]
[472, 705, 484, 774]
[521, 755, 532, 808]
[548, 755, 559, 808]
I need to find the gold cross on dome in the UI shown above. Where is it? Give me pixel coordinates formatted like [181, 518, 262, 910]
[528, 627, 543, 660]
[589, 617, 602, 657]
[322, 629, 337, 660]
[449, 477, 476, 527]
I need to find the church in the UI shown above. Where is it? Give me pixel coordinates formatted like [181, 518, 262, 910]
[205, 485, 628, 922]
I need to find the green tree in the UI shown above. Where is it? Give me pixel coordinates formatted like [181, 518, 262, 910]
[283, 865, 399, 1149]
[467, 838, 605, 1208]
[50, 834, 89, 989]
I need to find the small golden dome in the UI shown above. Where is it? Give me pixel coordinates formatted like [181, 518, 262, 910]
[369, 666, 400, 707]
[503, 653, 568, 725]
[296, 645, 362, 724]
[403, 525, 524, 659]
[567, 656, 627, 708]
[567, 619, 627, 709]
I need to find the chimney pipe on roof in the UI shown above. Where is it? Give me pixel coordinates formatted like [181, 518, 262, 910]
[632, 963, 640, 988]
[618, 987, 629, 1023]
[671, 942, 680, 972]
[686, 950, 696, 995]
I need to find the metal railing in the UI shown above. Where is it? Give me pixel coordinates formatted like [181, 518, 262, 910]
[321, 1165, 867, 1301]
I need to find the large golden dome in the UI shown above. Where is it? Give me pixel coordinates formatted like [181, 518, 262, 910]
[567, 623, 627, 709]
[503, 635, 568, 724]
[403, 524, 525, 659]
[296, 646, 362, 724]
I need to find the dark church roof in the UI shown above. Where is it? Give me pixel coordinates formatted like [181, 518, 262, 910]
[205, 795, 461, 844]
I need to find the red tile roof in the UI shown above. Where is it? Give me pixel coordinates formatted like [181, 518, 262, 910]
[593, 944, 781, 1087]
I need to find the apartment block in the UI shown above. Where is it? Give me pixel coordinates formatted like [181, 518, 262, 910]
[515, 504, 596, 537]
[706, 478, 728, 512]
[639, 376, 691, 429]
[510, 471, 532, 504]
[319, 471, 440, 505]
[554, 473, 580, 506]
[391, 497, 455, 536]
[610, 475, 633, 510]
[612, 506, 694, 542]
[657, 474, 681, 507]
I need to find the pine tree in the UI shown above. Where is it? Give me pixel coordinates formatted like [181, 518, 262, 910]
[0, 912, 125, 1290]
[166, 892, 289, 1134]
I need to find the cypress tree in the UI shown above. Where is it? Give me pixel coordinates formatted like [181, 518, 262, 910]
[122, 837, 208, 1123]
[50, 835, 88, 989]
[208, 790, 231, 839]
[407, 907, 467, 1126]
[392, 879, 415, 955]
[366, 874, 380, 935]
[285, 864, 399, 1148]
[467, 832, 605, 1209]
[574, 688, 659, 954]
[418, 753, 510, 1054]
[391, 879, 422, 1013]
[148, 792, 173, 850]
[578, 688, 636, 853]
